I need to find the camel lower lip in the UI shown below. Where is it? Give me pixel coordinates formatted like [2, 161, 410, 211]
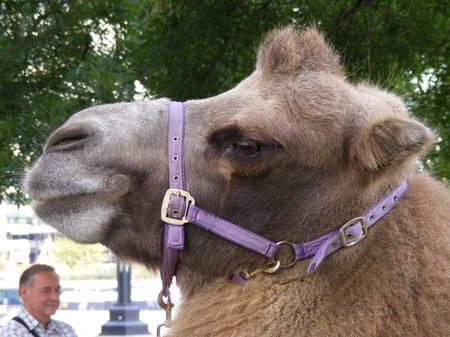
[25, 185, 79, 202]
[29, 192, 75, 202]
[29, 190, 97, 202]
[30, 195, 115, 244]
[28, 194, 56, 202]
[30, 195, 84, 217]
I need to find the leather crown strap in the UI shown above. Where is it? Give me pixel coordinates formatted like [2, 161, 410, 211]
[160, 102, 408, 289]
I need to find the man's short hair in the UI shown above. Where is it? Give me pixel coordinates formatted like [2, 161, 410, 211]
[19, 264, 56, 287]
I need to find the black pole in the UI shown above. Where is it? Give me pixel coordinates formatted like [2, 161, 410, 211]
[117, 264, 131, 305]
[100, 262, 149, 336]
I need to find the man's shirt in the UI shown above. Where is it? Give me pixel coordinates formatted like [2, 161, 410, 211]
[0, 307, 77, 337]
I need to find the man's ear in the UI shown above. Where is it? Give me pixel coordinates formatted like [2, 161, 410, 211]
[19, 284, 27, 298]
[348, 117, 434, 177]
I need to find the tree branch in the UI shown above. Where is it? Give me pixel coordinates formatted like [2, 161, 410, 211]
[334, 0, 379, 30]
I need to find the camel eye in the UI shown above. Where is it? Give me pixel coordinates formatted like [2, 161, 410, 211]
[233, 140, 262, 157]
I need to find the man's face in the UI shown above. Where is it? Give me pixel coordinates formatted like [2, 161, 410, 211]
[20, 271, 61, 324]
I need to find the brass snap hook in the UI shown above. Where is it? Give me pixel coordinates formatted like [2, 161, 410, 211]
[239, 259, 281, 280]
[157, 289, 174, 337]
[158, 289, 174, 313]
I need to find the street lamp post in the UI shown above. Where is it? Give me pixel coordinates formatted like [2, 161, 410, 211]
[100, 262, 149, 336]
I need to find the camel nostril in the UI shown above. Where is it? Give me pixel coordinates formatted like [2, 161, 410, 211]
[54, 135, 87, 147]
[46, 134, 89, 152]
[45, 124, 92, 153]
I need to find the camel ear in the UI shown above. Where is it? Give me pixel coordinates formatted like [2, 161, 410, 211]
[349, 118, 434, 175]
[256, 26, 342, 77]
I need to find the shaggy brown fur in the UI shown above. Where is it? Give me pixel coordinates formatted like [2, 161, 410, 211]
[171, 176, 450, 337]
[23, 27, 449, 336]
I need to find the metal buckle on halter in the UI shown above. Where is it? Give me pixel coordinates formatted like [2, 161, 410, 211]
[339, 216, 368, 248]
[161, 189, 195, 225]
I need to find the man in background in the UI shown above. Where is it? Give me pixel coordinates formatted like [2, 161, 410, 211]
[0, 264, 77, 336]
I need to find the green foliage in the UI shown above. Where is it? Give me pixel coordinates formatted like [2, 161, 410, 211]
[0, 0, 137, 204]
[52, 236, 106, 271]
[1, 0, 448, 203]
[129, 0, 289, 99]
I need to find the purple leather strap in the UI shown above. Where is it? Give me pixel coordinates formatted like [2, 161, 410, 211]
[304, 180, 409, 272]
[185, 180, 408, 273]
[161, 102, 186, 290]
[186, 205, 279, 258]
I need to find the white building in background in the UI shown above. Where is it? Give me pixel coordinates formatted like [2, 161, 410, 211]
[0, 200, 57, 271]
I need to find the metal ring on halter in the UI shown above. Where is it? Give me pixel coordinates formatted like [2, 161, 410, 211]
[275, 241, 297, 268]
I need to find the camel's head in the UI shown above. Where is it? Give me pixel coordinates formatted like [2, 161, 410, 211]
[24, 27, 432, 284]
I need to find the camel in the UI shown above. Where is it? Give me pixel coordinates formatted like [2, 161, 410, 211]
[24, 27, 449, 337]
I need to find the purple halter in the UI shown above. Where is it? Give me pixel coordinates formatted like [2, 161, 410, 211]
[157, 101, 408, 333]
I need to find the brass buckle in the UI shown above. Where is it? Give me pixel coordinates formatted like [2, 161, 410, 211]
[275, 241, 297, 268]
[339, 216, 368, 248]
[161, 189, 195, 225]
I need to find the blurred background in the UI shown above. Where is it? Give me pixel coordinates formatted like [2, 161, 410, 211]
[0, 202, 175, 336]
[0, 0, 448, 335]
